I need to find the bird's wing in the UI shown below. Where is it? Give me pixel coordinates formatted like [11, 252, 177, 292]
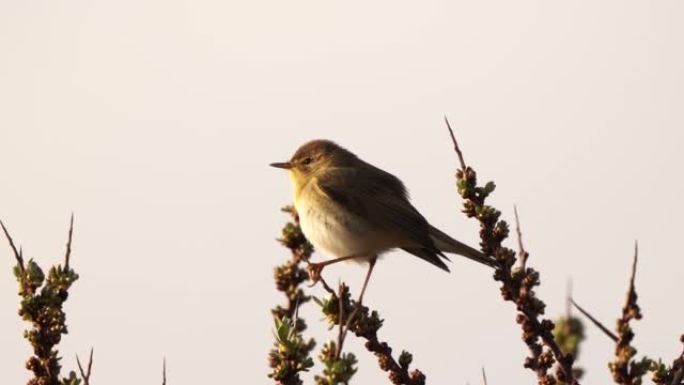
[314, 166, 433, 248]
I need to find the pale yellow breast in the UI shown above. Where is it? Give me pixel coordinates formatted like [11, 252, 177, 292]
[294, 180, 393, 260]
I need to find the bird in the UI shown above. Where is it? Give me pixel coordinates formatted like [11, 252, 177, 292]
[270, 139, 495, 303]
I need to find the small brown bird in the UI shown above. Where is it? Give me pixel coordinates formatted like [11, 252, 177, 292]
[271, 140, 494, 303]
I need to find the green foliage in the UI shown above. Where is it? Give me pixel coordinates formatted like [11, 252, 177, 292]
[270, 316, 316, 383]
[17, 261, 80, 385]
[314, 342, 357, 385]
[3, 218, 85, 385]
[553, 316, 586, 382]
[315, 284, 422, 385]
[269, 208, 316, 385]
[60, 371, 82, 385]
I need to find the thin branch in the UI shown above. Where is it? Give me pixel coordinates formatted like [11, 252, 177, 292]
[64, 213, 74, 270]
[570, 299, 618, 342]
[625, 241, 639, 312]
[162, 357, 167, 385]
[566, 279, 573, 319]
[513, 205, 529, 270]
[336, 303, 360, 359]
[0, 219, 25, 273]
[336, 283, 346, 358]
[76, 347, 94, 385]
[444, 116, 466, 170]
[610, 240, 646, 385]
[482, 366, 488, 385]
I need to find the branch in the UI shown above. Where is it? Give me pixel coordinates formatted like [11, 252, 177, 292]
[570, 299, 618, 342]
[268, 207, 315, 385]
[609, 242, 651, 384]
[447, 122, 578, 385]
[76, 348, 94, 385]
[319, 284, 424, 385]
[4, 218, 81, 384]
[315, 283, 359, 385]
[335, 283, 360, 360]
[162, 357, 167, 385]
[573, 243, 683, 384]
[1, 219, 25, 273]
[444, 116, 466, 170]
[514, 206, 529, 270]
[64, 213, 74, 271]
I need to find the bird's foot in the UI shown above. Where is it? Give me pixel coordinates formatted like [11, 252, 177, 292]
[307, 262, 324, 287]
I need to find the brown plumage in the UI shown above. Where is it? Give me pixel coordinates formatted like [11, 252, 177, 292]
[271, 139, 495, 300]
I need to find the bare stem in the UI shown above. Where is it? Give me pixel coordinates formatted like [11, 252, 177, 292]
[64, 214, 74, 270]
[514, 205, 529, 270]
[1, 219, 25, 273]
[444, 116, 467, 170]
[571, 299, 618, 342]
[76, 348, 94, 385]
[162, 357, 167, 385]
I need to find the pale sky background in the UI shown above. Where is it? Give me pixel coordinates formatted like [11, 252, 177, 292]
[1, 1, 683, 384]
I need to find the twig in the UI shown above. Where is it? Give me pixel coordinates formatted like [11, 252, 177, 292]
[331, 282, 363, 360]
[336, 303, 360, 359]
[162, 357, 167, 385]
[514, 205, 529, 270]
[64, 213, 74, 270]
[625, 242, 639, 314]
[336, 283, 346, 358]
[76, 348, 94, 385]
[570, 299, 618, 342]
[444, 116, 466, 170]
[566, 279, 573, 319]
[482, 366, 488, 385]
[609, 241, 649, 384]
[1, 219, 25, 273]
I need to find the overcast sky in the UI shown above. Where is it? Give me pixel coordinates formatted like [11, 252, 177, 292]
[1, 1, 683, 384]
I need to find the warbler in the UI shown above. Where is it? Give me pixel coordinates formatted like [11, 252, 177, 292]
[271, 139, 495, 302]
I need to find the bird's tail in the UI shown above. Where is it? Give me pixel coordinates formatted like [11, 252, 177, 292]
[428, 225, 497, 268]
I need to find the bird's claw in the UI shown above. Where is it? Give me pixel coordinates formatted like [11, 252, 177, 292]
[307, 263, 324, 287]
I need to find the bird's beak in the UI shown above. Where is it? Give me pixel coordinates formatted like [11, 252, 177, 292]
[270, 161, 292, 169]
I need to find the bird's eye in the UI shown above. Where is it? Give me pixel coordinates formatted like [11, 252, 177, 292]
[301, 157, 313, 165]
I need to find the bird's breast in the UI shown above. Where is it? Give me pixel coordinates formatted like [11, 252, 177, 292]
[294, 191, 390, 260]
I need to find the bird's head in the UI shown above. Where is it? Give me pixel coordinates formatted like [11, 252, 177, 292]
[270, 139, 355, 191]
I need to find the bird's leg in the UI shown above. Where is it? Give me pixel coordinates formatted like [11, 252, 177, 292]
[307, 254, 361, 286]
[357, 256, 377, 305]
